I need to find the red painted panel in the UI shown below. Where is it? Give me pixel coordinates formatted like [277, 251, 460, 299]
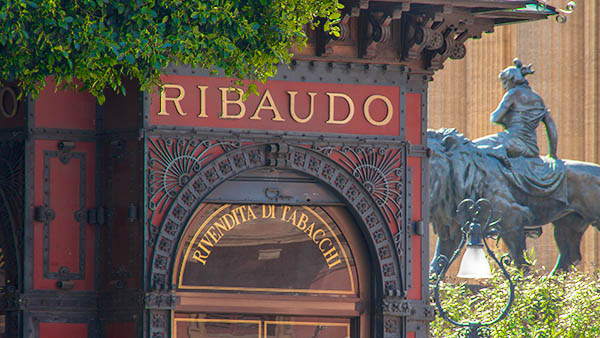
[149, 75, 401, 136]
[405, 93, 422, 145]
[39, 323, 87, 338]
[407, 332, 416, 338]
[0, 85, 26, 129]
[33, 140, 96, 290]
[106, 321, 135, 338]
[34, 79, 96, 130]
[405, 94, 424, 301]
[407, 157, 422, 300]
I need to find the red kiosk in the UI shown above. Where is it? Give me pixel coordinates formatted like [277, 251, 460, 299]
[0, 1, 557, 337]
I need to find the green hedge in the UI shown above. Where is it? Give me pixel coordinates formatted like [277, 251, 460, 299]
[431, 267, 600, 337]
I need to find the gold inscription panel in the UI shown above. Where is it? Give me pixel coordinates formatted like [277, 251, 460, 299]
[178, 204, 357, 294]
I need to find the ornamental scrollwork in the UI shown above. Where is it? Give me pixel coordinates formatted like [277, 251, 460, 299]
[315, 145, 405, 233]
[0, 285, 20, 311]
[381, 296, 415, 317]
[144, 291, 177, 310]
[146, 138, 240, 245]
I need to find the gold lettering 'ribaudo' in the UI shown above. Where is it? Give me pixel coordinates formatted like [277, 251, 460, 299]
[157, 84, 395, 127]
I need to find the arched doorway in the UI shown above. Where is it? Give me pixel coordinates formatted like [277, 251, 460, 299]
[171, 168, 371, 337]
[148, 143, 407, 338]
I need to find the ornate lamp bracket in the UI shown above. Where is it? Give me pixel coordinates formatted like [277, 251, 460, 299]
[430, 198, 516, 338]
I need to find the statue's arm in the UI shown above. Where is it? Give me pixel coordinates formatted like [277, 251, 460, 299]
[490, 91, 514, 126]
[543, 112, 558, 158]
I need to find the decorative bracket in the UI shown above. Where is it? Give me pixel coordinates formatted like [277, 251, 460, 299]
[264, 187, 293, 203]
[109, 140, 125, 160]
[361, 11, 399, 59]
[56, 266, 75, 290]
[0, 286, 21, 311]
[427, 33, 455, 70]
[57, 141, 76, 164]
[266, 143, 290, 168]
[144, 291, 177, 310]
[413, 220, 425, 236]
[427, 13, 491, 69]
[128, 203, 138, 223]
[381, 296, 416, 317]
[109, 267, 131, 289]
[318, 7, 360, 56]
[405, 8, 446, 61]
[34, 205, 55, 223]
[400, 5, 497, 70]
[86, 206, 107, 225]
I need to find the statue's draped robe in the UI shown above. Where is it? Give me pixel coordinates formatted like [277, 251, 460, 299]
[493, 155, 567, 204]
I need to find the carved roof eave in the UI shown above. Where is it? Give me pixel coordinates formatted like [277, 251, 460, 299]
[294, 0, 559, 73]
[475, 9, 555, 24]
[351, 0, 557, 13]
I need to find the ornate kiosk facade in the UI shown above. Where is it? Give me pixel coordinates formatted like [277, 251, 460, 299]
[0, 1, 557, 337]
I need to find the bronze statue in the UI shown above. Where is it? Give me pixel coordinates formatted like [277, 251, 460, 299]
[475, 59, 558, 160]
[429, 59, 600, 274]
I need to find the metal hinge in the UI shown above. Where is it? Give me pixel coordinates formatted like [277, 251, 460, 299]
[87, 207, 106, 225]
[413, 220, 425, 236]
[34, 206, 56, 223]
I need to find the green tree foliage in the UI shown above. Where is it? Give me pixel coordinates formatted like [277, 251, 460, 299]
[431, 267, 600, 337]
[0, 0, 342, 103]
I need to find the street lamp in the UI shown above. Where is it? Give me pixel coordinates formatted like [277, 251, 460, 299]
[431, 198, 515, 338]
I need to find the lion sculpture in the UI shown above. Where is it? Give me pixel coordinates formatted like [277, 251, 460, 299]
[429, 128, 600, 274]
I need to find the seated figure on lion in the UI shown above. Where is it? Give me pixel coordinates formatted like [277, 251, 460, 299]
[429, 59, 600, 275]
[475, 58, 568, 227]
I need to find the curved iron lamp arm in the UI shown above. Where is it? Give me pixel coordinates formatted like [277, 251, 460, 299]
[430, 198, 515, 338]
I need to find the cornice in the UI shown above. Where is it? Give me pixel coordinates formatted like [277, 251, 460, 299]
[295, 0, 560, 71]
